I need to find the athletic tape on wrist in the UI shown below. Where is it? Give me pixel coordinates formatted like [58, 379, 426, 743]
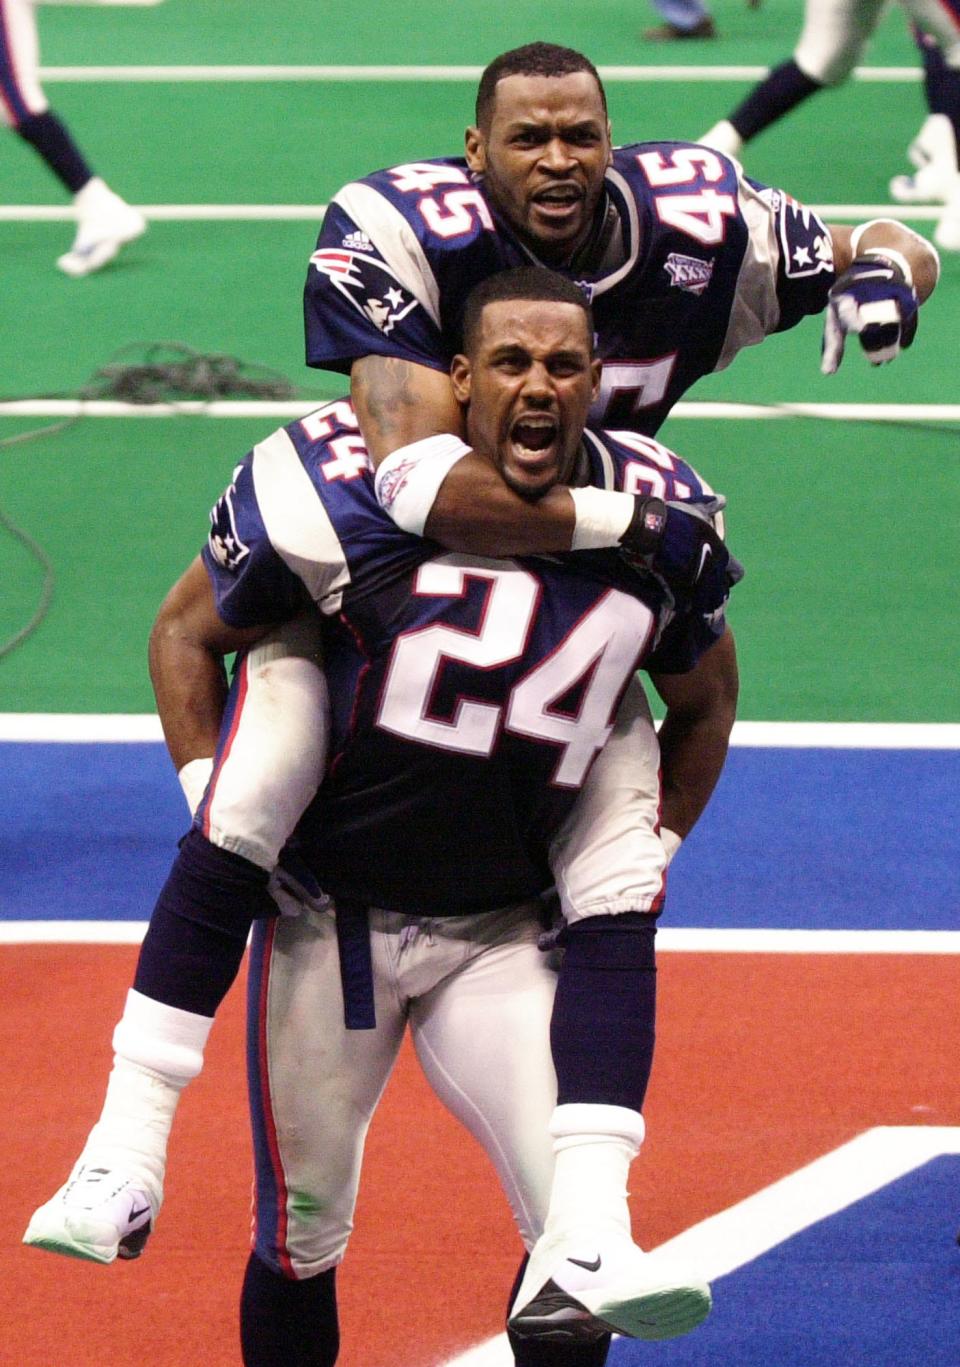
[861, 246, 914, 288]
[373, 434, 472, 536]
[849, 220, 918, 286]
[569, 486, 637, 550]
[661, 827, 682, 864]
[178, 756, 214, 817]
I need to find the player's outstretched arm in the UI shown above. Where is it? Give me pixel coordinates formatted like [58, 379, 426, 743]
[821, 219, 940, 375]
[650, 627, 739, 847]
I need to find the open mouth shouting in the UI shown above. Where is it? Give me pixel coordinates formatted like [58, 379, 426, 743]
[530, 181, 585, 227]
[507, 411, 562, 489]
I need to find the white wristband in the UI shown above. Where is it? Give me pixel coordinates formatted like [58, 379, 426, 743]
[374, 434, 472, 536]
[661, 827, 682, 864]
[178, 756, 214, 817]
[569, 486, 637, 550]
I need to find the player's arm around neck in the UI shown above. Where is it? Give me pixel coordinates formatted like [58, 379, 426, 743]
[149, 557, 267, 772]
[352, 353, 582, 557]
[649, 628, 739, 843]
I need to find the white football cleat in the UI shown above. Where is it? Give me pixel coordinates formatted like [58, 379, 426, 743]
[889, 162, 958, 205]
[23, 1163, 156, 1264]
[698, 119, 743, 158]
[890, 114, 958, 204]
[57, 178, 147, 278]
[508, 1226, 712, 1342]
[934, 183, 960, 252]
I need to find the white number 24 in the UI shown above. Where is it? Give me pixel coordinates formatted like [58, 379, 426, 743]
[377, 556, 653, 787]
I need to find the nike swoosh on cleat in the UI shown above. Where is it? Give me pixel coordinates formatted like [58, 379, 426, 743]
[567, 1254, 602, 1272]
[128, 1205, 151, 1221]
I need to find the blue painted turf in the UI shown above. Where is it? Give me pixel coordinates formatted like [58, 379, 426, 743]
[1, 743, 958, 927]
[611, 1157, 960, 1366]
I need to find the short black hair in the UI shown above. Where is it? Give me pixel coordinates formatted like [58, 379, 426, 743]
[475, 42, 608, 129]
[461, 267, 595, 356]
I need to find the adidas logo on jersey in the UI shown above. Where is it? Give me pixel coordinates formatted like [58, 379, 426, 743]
[342, 231, 374, 252]
[664, 253, 714, 296]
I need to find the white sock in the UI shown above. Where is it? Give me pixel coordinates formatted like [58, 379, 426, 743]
[699, 119, 743, 158]
[543, 1102, 645, 1238]
[77, 990, 214, 1208]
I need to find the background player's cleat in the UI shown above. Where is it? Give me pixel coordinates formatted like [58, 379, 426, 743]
[697, 119, 743, 158]
[890, 114, 958, 204]
[933, 183, 960, 252]
[23, 1164, 155, 1264]
[57, 178, 147, 278]
[889, 162, 958, 205]
[508, 1226, 712, 1343]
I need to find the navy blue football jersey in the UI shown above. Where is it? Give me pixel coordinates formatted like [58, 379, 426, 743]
[202, 401, 729, 914]
[304, 145, 835, 435]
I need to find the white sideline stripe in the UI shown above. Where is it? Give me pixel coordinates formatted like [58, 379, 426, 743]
[36, 64, 923, 83]
[440, 1126, 960, 1366]
[2, 715, 959, 745]
[2, 399, 959, 423]
[655, 1125, 960, 1278]
[2, 923, 958, 952]
[0, 202, 945, 224]
[656, 928, 960, 954]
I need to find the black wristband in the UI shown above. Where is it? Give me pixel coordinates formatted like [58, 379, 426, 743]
[619, 495, 667, 557]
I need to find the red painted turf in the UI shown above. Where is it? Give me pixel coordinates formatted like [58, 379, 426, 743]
[3, 945, 957, 1366]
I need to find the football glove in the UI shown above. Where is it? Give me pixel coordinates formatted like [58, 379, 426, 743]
[620, 493, 743, 593]
[821, 253, 918, 375]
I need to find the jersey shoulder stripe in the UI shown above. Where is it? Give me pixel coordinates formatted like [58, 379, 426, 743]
[251, 427, 351, 608]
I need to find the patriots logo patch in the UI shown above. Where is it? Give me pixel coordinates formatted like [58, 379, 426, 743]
[208, 465, 250, 573]
[309, 248, 421, 334]
[764, 189, 833, 279]
[664, 252, 714, 295]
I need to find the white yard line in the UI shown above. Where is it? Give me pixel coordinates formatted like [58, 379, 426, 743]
[2, 717, 958, 745]
[36, 64, 923, 83]
[1, 399, 958, 421]
[0, 202, 944, 225]
[2, 922, 958, 951]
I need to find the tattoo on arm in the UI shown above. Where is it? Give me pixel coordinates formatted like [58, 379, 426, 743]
[353, 357, 422, 444]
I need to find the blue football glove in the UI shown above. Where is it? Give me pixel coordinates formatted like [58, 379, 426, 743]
[821, 253, 918, 375]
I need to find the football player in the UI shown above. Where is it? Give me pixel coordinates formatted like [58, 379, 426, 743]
[700, 4, 960, 251]
[29, 269, 742, 1365]
[1, 0, 146, 274]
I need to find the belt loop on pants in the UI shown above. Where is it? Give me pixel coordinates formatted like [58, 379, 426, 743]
[335, 900, 376, 1029]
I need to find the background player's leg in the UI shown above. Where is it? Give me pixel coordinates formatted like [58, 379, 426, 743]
[1, 0, 145, 273]
[700, 0, 882, 156]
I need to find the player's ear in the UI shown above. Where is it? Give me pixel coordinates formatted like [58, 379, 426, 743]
[465, 126, 486, 174]
[590, 357, 602, 403]
[605, 121, 613, 168]
[450, 354, 472, 404]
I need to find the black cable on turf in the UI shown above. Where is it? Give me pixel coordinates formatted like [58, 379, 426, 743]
[0, 344, 310, 662]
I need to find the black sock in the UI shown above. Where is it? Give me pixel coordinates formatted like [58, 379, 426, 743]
[133, 828, 275, 1016]
[15, 110, 92, 193]
[507, 1256, 611, 1366]
[551, 914, 656, 1111]
[730, 60, 824, 142]
[241, 1255, 339, 1367]
[919, 36, 960, 147]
